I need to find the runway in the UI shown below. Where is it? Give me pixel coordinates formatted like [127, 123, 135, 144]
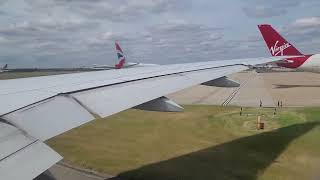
[168, 71, 320, 107]
[36, 163, 114, 180]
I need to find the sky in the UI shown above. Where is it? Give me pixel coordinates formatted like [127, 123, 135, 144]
[0, 0, 320, 68]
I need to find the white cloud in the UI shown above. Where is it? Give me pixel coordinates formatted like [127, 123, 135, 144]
[293, 17, 320, 28]
[243, 5, 287, 18]
[0, 36, 8, 43]
[0, 0, 319, 68]
[100, 31, 115, 40]
[242, 0, 301, 18]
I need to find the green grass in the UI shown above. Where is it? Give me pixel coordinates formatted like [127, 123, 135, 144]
[47, 105, 320, 180]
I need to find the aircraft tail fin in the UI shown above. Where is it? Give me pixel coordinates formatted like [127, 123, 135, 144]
[258, 24, 303, 56]
[3, 64, 8, 69]
[115, 42, 126, 69]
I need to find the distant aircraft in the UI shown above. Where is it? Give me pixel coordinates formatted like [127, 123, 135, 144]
[0, 64, 8, 73]
[258, 24, 320, 73]
[93, 42, 157, 70]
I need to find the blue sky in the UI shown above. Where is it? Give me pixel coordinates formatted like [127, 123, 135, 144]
[0, 0, 320, 68]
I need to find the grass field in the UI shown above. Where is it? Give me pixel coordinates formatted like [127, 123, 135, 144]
[47, 105, 320, 180]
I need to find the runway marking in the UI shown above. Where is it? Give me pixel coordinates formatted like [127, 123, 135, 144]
[222, 72, 257, 106]
[191, 88, 224, 104]
[51, 162, 114, 180]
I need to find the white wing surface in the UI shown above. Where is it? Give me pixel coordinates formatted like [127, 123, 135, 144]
[0, 57, 288, 179]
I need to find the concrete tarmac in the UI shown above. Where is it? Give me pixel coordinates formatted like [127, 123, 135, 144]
[169, 71, 320, 107]
[37, 163, 113, 180]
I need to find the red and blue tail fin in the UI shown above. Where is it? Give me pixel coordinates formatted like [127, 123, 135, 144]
[258, 24, 303, 56]
[115, 42, 126, 69]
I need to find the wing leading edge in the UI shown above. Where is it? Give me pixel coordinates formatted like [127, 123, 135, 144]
[0, 56, 291, 179]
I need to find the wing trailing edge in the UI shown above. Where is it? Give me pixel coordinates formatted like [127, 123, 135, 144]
[0, 121, 62, 180]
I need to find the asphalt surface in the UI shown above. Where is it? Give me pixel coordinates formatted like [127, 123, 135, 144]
[169, 71, 320, 107]
[36, 163, 114, 180]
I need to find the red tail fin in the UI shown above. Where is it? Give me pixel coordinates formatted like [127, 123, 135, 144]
[258, 24, 303, 56]
[115, 42, 126, 69]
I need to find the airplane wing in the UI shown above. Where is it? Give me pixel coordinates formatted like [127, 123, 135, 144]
[0, 56, 289, 179]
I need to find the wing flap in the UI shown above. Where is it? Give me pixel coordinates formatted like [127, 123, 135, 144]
[3, 96, 95, 141]
[0, 121, 34, 160]
[69, 65, 246, 118]
[0, 122, 62, 180]
[72, 73, 193, 117]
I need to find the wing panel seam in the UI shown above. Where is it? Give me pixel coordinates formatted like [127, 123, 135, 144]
[0, 139, 38, 162]
[62, 94, 101, 118]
